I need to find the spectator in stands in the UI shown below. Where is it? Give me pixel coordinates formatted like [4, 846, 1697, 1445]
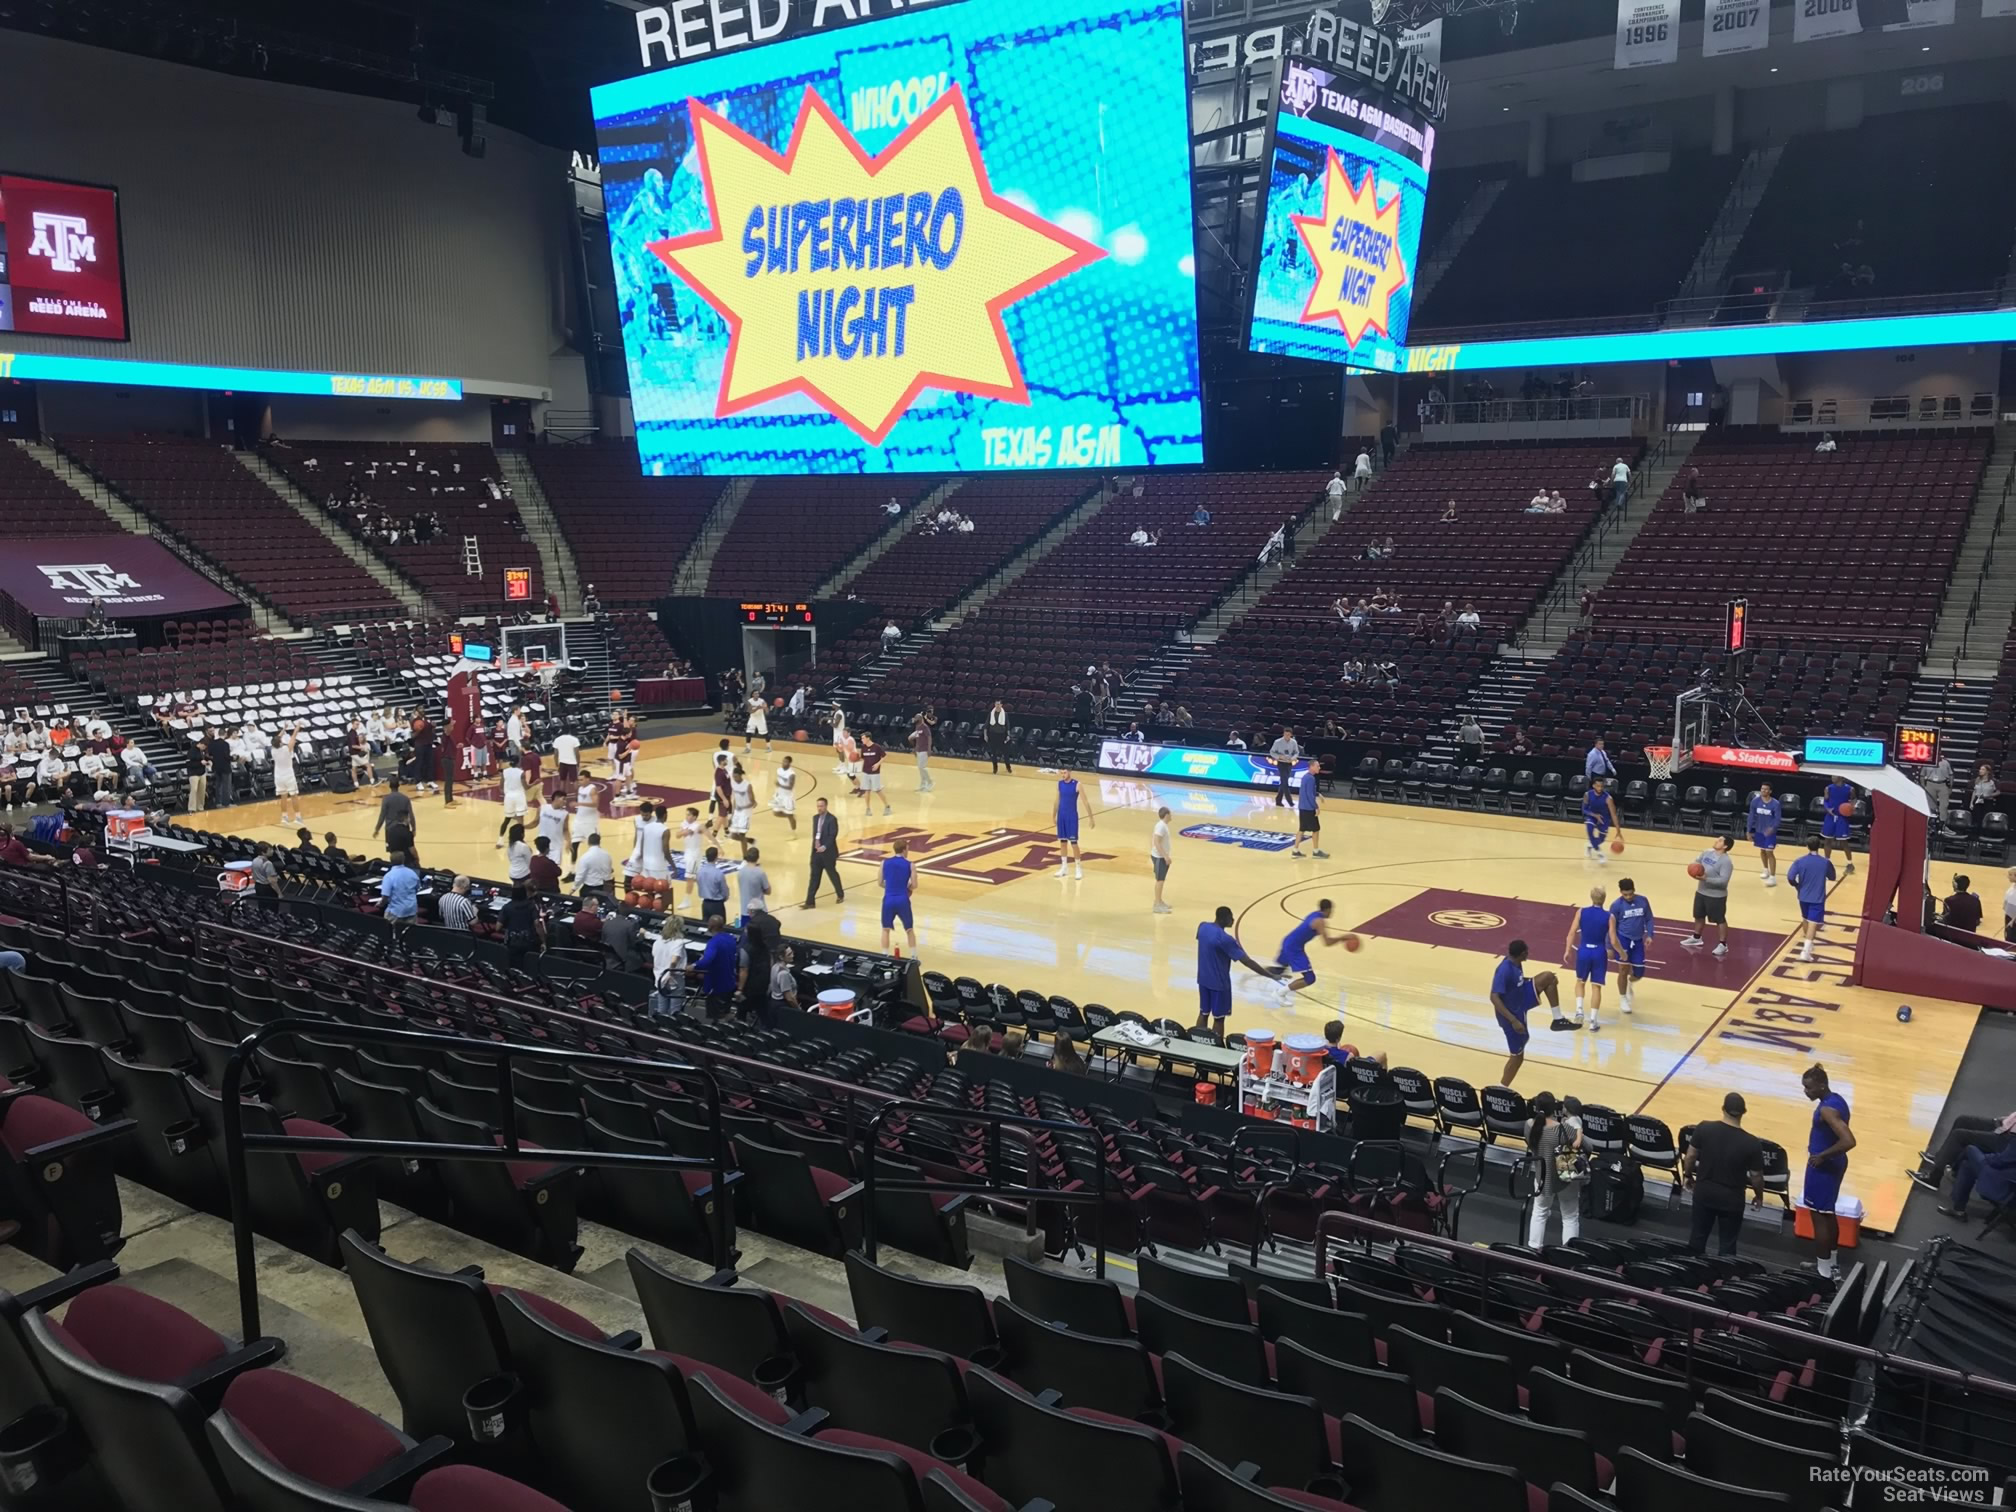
[582, 584, 602, 617]
[883, 495, 901, 516]
[1578, 588, 1595, 630]
[1456, 602, 1482, 636]
[323, 833, 351, 867]
[1942, 875, 1983, 933]
[1353, 448, 1373, 489]
[1380, 420, 1398, 467]
[571, 894, 604, 947]
[1172, 705, 1193, 729]
[1937, 1140, 2016, 1224]
[1320, 715, 1346, 739]
[1051, 1035, 1088, 1075]
[501, 883, 545, 971]
[1128, 526, 1159, 546]
[1190, 503, 1211, 526]
[1507, 725, 1533, 755]
[1225, 731, 1248, 750]
[1440, 498, 1457, 523]
[1524, 1092, 1583, 1246]
[119, 743, 158, 789]
[1683, 467, 1705, 513]
[293, 828, 319, 856]
[437, 875, 479, 932]
[1814, 433, 1838, 454]
[881, 620, 903, 650]
[529, 836, 563, 896]
[967, 1023, 996, 1054]
[1527, 487, 1551, 511]
[1970, 765, 1999, 831]
[1608, 457, 1632, 507]
[0, 825, 53, 866]
[1458, 714, 1485, 766]
[1682, 1092, 1766, 1256]
[1326, 471, 1346, 519]
[1121, 722, 1147, 745]
[1911, 1108, 2016, 1195]
[602, 901, 643, 973]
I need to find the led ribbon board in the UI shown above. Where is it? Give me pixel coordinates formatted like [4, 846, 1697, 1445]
[590, 0, 1205, 475]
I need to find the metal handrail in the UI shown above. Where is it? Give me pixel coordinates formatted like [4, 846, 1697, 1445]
[859, 1098, 1113, 1277]
[1312, 1208, 2016, 1449]
[219, 1015, 733, 1345]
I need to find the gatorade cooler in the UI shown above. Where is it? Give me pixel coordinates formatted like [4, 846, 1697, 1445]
[1794, 1194, 1862, 1249]
[816, 989, 858, 1022]
[219, 862, 255, 893]
[1193, 1082, 1216, 1107]
[1283, 1034, 1327, 1087]
[1243, 1029, 1278, 1079]
[106, 810, 147, 843]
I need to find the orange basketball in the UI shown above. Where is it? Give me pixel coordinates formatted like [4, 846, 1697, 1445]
[1838, 801, 1854, 817]
[1687, 861, 1706, 879]
[627, 738, 642, 752]
[1342, 933, 1364, 952]
[794, 729, 810, 742]
[1609, 838, 1625, 854]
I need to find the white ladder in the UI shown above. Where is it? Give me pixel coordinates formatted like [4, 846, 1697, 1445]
[461, 535, 483, 579]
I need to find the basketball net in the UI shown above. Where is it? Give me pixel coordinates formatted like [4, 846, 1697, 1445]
[1644, 745, 1691, 780]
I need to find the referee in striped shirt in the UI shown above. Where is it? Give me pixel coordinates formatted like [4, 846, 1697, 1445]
[437, 875, 480, 932]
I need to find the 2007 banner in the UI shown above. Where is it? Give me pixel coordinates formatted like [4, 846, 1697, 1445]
[591, 0, 1204, 475]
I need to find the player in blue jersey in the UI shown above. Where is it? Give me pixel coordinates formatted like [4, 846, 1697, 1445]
[1563, 884, 1612, 1029]
[1194, 905, 1283, 1030]
[1581, 778, 1621, 862]
[879, 838, 918, 955]
[1490, 939, 1563, 1086]
[1801, 1064, 1856, 1279]
[1054, 767, 1094, 880]
[1819, 778, 1856, 877]
[1272, 898, 1343, 1006]
[1748, 783, 1784, 887]
[1786, 836, 1836, 964]
[1607, 877, 1654, 1017]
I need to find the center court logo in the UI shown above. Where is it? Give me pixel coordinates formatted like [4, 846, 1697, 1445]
[647, 85, 1106, 445]
[1429, 908, 1505, 930]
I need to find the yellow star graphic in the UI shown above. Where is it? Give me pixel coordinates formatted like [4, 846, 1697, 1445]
[650, 86, 1106, 446]
[1289, 150, 1411, 349]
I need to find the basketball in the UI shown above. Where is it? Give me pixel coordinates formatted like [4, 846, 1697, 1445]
[1609, 838, 1625, 854]
[1342, 933, 1363, 952]
[1838, 801, 1854, 816]
[1687, 861, 1706, 879]
[794, 729, 810, 742]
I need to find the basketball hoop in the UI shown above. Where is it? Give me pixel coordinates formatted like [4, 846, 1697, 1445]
[1645, 745, 1691, 780]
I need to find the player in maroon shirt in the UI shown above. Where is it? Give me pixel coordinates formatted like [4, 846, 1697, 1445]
[859, 734, 891, 817]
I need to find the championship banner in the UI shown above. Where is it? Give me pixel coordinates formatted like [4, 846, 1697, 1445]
[1794, 0, 1863, 41]
[1396, 18, 1442, 73]
[1882, 0, 1955, 29]
[1703, 0, 1770, 55]
[1795, 0, 1951, 41]
[0, 536, 238, 618]
[591, 0, 1205, 475]
[1615, 0, 1680, 67]
[1988, 0, 2016, 18]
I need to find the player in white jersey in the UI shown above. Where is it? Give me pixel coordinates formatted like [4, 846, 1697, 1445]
[770, 755, 799, 830]
[497, 763, 528, 846]
[728, 765, 756, 838]
[270, 730, 302, 828]
[679, 805, 706, 906]
[637, 804, 672, 881]
[745, 694, 772, 754]
[571, 778, 601, 866]
[536, 792, 568, 861]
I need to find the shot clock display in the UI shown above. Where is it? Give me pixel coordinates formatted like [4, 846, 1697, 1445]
[1894, 723, 1941, 766]
[503, 568, 533, 603]
[740, 601, 814, 626]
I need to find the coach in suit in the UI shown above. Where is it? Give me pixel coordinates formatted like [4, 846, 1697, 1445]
[985, 699, 1013, 773]
[805, 798, 845, 907]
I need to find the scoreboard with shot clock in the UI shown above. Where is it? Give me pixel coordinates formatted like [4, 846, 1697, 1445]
[503, 568, 533, 603]
[740, 602, 813, 626]
[1894, 722, 1942, 766]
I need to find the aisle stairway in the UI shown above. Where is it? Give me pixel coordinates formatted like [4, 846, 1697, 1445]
[670, 479, 755, 595]
[1924, 421, 2016, 680]
[496, 450, 585, 616]
[236, 451, 429, 619]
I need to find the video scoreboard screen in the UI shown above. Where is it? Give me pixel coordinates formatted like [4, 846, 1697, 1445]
[1248, 55, 1432, 374]
[590, 0, 1204, 476]
[0, 173, 128, 341]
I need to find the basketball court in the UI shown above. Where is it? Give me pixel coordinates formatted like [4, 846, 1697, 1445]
[222, 730, 1977, 1235]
